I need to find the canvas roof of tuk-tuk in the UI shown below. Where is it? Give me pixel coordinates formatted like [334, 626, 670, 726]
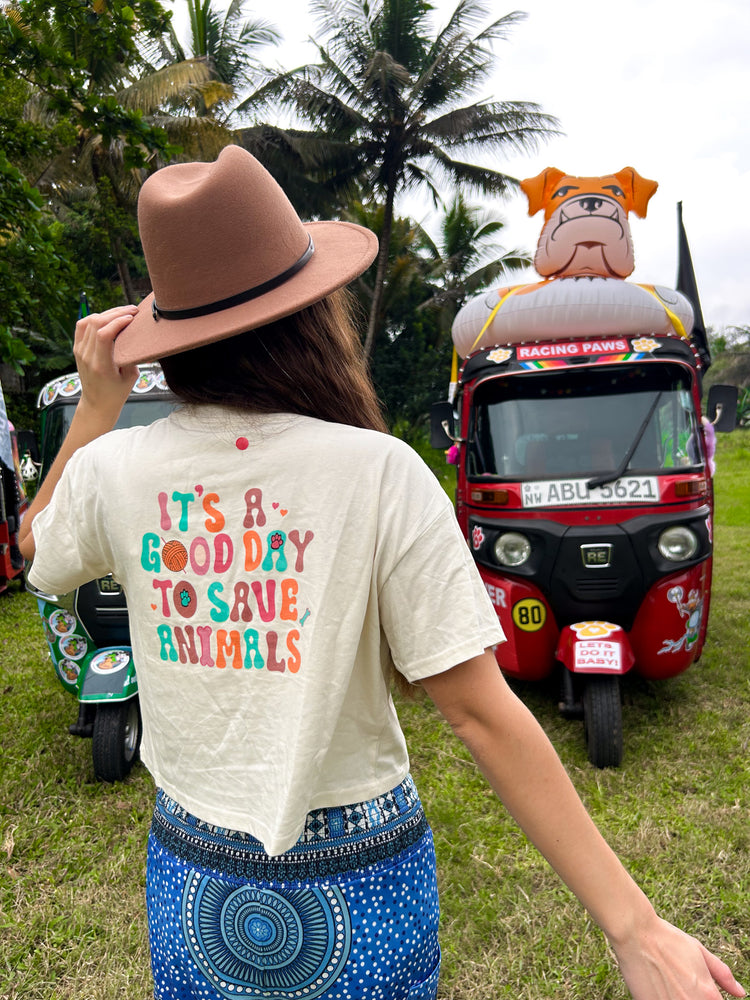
[36, 362, 173, 411]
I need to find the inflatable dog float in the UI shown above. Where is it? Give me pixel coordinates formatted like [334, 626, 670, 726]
[452, 167, 694, 358]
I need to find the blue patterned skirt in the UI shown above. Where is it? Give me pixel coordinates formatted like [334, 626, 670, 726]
[146, 776, 440, 1000]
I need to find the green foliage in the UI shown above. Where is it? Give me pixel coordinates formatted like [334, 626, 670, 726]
[348, 197, 529, 430]
[1, 0, 175, 164]
[713, 428, 750, 524]
[0, 149, 85, 378]
[0, 0, 181, 402]
[703, 346, 750, 418]
[420, 191, 531, 341]
[737, 386, 750, 427]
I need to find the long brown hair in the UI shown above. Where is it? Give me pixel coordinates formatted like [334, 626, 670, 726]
[159, 288, 387, 433]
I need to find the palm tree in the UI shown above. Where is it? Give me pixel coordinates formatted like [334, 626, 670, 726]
[421, 191, 531, 341]
[343, 199, 429, 336]
[156, 0, 281, 124]
[269, 0, 558, 357]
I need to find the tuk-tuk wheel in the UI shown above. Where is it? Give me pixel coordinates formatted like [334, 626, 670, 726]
[582, 676, 623, 769]
[92, 698, 142, 782]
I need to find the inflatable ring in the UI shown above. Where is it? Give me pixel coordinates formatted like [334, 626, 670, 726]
[451, 277, 694, 358]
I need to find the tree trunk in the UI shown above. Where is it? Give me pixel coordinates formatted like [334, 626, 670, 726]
[113, 238, 138, 304]
[364, 181, 396, 360]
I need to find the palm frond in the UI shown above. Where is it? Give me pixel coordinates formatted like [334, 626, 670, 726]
[416, 11, 527, 112]
[424, 100, 561, 152]
[117, 59, 212, 114]
[427, 149, 521, 197]
[151, 114, 236, 162]
[1, 4, 28, 32]
[287, 76, 366, 133]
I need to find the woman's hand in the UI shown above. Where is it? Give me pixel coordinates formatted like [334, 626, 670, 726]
[73, 305, 140, 426]
[612, 913, 745, 999]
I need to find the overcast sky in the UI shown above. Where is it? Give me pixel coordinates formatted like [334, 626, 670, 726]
[170, 0, 750, 331]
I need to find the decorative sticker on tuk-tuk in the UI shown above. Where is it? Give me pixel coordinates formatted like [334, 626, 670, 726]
[90, 649, 130, 674]
[521, 476, 659, 508]
[486, 348, 512, 364]
[516, 338, 630, 362]
[36, 601, 91, 693]
[573, 639, 622, 671]
[37, 363, 171, 409]
[59, 635, 88, 660]
[133, 370, 157, 393]
[49, 609, 76, 636]
[659, 587, 702, 654]
[571, 621, 619, 639]
[631, 337, 660, 353]
[471, 525, 485, 550]
[58, 659, 81, 683]
[511, 598, 546, 632]
[41, 383, 59, 406]
[59, 376, 81, 397]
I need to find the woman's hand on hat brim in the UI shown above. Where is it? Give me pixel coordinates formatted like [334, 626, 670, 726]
[74, 305, 140, 428]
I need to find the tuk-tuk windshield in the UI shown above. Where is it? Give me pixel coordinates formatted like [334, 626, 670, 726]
[40, 399, 175, 477]
[468, 363, 702, 480]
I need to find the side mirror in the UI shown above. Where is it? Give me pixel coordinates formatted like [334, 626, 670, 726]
[430, 401, 456, 449]
[706, 384, 738, 432]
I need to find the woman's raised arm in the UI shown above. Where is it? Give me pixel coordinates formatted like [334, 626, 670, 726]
[19, 305, 139, 559]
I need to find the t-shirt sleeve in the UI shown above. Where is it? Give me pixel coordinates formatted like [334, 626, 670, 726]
[27, 445, 115, 595]
[379, 504, 505, 683]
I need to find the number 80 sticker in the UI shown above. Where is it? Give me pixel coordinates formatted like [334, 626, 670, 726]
[512, 598, 547, 632]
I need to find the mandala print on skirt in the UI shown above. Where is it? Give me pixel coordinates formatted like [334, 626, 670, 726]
[182, 877, 350, 997]
[147, 776, 441, 1000]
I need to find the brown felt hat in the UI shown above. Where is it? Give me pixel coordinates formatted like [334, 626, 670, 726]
[113, 145, 379, 365]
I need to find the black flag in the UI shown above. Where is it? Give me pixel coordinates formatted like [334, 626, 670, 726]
[676, 202, 711, 369]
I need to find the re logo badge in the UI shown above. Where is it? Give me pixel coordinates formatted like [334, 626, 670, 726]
[580, 544, 612, 568]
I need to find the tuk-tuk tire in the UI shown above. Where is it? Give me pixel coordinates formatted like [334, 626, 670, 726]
[92, 698, 142, 782]
[583, 676, 623, 769]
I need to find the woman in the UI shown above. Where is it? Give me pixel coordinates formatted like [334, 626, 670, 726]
[20, 146, 743, 1000]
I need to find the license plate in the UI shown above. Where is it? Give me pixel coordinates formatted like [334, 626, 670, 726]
[521, 476, 659, 508]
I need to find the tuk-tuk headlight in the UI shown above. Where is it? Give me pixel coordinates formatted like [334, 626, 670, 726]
[657, 526, 699, 561]
[494, 532, 532, 567]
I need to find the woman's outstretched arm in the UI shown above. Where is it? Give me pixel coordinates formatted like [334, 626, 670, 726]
[420, 650, 744, 1000]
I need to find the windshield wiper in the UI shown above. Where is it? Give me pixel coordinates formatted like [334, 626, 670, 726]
[586, 391, 662, 490]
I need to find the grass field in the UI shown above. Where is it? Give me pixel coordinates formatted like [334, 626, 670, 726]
[1, 432, 748, 999]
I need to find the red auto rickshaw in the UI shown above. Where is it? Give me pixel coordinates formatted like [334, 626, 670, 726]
[432, 331, 737, 766]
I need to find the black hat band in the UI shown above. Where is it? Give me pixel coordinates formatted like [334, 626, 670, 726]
[151, 235, 315, 321]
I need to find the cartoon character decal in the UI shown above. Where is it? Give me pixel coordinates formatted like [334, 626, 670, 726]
[659, 586, 703, 654]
